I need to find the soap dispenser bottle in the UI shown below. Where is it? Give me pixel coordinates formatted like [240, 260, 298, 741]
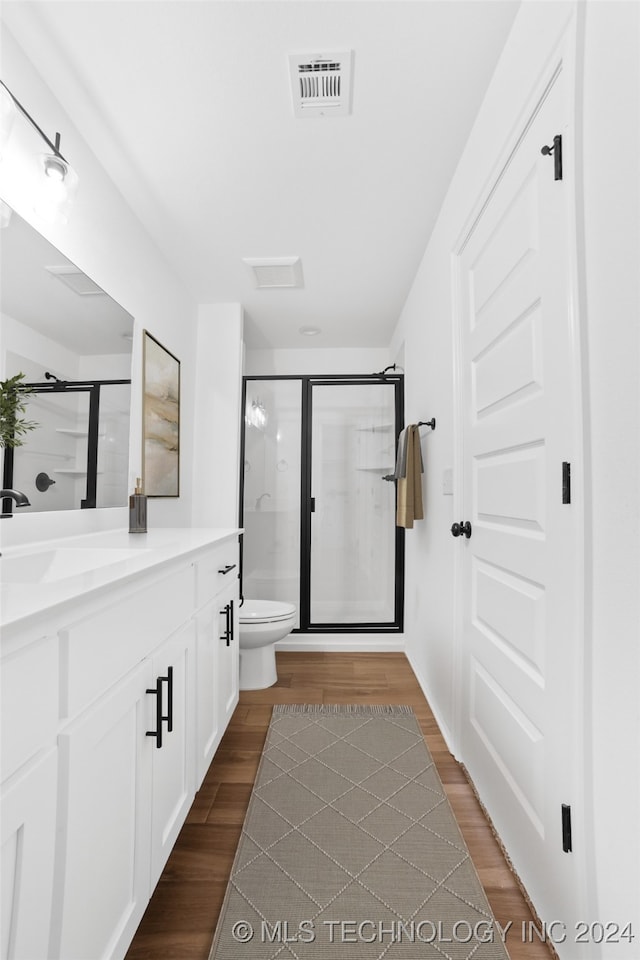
[129, 478, 147, 533]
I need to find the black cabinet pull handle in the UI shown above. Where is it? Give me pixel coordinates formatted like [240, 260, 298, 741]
[218, 563, 236, 575]
[146, 677, 164, 749]
[162, 666, 174, 733]
[228, 599, 234, 646]
[220, 603, 231, 643]
[146, 667, 174, 747]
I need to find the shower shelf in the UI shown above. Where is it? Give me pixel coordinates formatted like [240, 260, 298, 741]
[356, 423, 394, 433]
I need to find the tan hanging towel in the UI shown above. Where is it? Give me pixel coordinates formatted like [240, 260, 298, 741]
[396, 424, 424, 528]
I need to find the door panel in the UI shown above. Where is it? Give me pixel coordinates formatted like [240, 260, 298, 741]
[242, 380, 302, 624]
[308, 382, 397, 626]
[53, 661, 153, 960]
[473, 303, 542, 417]
[1, 750, 57, 960]
[457, 58, 582, 941]
[150, 622, 196, 888]
[474, 440, 546, 530]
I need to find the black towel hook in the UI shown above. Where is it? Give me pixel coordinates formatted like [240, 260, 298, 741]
[417, 418, 436, 431]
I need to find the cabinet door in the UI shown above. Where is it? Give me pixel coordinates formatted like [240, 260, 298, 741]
[1, 749, 57, 960]
[149, 621, 196, 888]
[218, 584, 239, 732]
[194, 598, 222, 788]
[52, 661, 153, 960]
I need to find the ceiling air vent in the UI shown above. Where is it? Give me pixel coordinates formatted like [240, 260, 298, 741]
[288, 51, 353, 118]
[243, 257, 304, 289]
[45, 265, 106, 296]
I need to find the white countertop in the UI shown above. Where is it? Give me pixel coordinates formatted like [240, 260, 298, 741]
[0, 527, 241, 632]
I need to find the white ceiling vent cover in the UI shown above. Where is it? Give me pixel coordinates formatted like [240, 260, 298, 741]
[243, 257, 304, 289]
[289, 51, 353, 118]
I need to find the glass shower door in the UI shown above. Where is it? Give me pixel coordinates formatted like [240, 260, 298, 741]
[308, 381, 398, 626]
[242, 379, 302, 626]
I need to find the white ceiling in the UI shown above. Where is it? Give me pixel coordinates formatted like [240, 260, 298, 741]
[2, 1, 519, 350]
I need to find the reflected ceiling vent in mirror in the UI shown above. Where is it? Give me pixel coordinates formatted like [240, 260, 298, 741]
[44, 264, 106, 296]
[288, 51, 353, 118]
[243, 256, 304, 289]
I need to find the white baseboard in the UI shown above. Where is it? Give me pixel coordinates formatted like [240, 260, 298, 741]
[276, 634, 405, 653]
[405, 647, 458, 756]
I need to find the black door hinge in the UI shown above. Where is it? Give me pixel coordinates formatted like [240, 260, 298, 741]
[562, 804, 572, 852]
[562, 461, 571, 504]
[541, 134, 563, 180]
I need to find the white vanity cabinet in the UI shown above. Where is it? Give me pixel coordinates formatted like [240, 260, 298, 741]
[52, 658, 155, 960]
[52, 618, 198, 959]
[148, 617, 197, 888]
[1, 632, 59, 960]
[50, 560, 199, 960]
[193, 541, 240, 787]
[218, 582, 239, 734]
[0, 528, 240, 960]
[1, 750, 58, 960]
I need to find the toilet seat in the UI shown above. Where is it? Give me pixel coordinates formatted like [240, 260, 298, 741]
[239, 599, 296, 624]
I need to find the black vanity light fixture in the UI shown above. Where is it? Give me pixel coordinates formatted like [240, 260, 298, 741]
[0, 79, 79, 221]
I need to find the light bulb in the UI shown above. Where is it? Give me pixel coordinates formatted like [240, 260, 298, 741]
[34, 152, 79, 224]
[43, 155, 68, 181]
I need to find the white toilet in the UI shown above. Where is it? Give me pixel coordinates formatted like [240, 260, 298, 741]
[238, 599, 297, 690]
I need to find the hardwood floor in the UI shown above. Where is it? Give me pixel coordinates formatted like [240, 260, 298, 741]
[125, 652, 554, 960]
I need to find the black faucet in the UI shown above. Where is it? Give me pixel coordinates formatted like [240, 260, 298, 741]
[1, 488, 31, 518]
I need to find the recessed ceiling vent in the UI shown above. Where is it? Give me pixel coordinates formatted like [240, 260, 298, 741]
[45, 265, 106, 296]
[288, 51, 353, 118]
[243, 257, 304, 289]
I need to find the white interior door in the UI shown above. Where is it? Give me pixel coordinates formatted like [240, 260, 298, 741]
[456, 56, 584, 945]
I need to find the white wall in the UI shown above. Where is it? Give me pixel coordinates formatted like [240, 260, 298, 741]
[0, 24, 198, 545]
[393, 0, 639, 941]
[191, 303, 244, 528]
[245, 346, 392, 378]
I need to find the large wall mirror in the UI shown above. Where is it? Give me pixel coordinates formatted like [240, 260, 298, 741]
[1, 204, 134, 513]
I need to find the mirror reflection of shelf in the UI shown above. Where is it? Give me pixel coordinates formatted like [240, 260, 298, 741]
[56, 428, 105, 438]
[54, 469, 104, 476]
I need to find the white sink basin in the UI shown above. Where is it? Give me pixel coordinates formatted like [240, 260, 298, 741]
[0, 547, 148, 584]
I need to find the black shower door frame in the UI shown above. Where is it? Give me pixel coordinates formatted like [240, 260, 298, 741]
[240, 373, 404, 634]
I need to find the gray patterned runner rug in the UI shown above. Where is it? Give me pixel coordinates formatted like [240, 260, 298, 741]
[209, 705, 511, 959]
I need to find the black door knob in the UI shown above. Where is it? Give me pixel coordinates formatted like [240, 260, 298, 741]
[451, 520, 472, 539]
